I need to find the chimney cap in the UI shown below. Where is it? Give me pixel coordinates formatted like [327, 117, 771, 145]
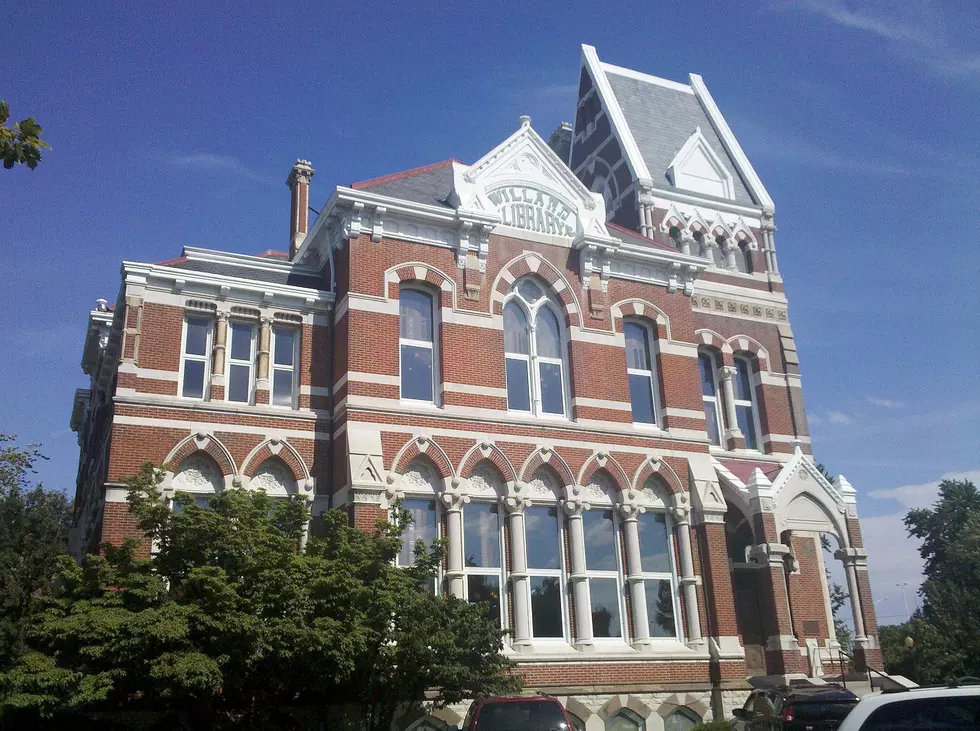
[286, 159, 315, 187]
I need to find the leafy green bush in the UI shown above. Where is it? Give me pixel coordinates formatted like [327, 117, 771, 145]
[692, 720, 732, 731]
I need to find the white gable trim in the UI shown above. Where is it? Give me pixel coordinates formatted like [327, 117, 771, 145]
[667, 127, 736, 201]
[580, 45, 652, 184]
[689, 74, 774, 212]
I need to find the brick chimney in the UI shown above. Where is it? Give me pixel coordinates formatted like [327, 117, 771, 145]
[286, 159, 315, 259]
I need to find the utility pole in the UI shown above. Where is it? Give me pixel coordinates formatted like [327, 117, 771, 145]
[897, 582, 911, 622]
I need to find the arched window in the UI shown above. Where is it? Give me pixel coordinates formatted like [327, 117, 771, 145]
[699, 349, 723, 446]
[524, 466, 566, 640]
[171, 452, 222, 510]
[735, 241, 753, 274]
[606, 708, 645, 731]
[400, 286, 438, 403]
[396, 457, 441, 593]
[637, 480, 679, 639]
[503, 277, 568, 417]
[463, 462, 506, 628]
[624, 320, 661, 426]
[568, 712, 587, 731]
[733, 355, 760, 450]
[251, 457, 297, 498]
[582, 471, 625, 640]
[664, 707, 701, 731]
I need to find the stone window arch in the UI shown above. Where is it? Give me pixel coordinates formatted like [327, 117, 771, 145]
[250, 457, 297, 498]
[606, 708, 645, 731]
[664, 707, 701, 731]
[172, 452, 223, 495]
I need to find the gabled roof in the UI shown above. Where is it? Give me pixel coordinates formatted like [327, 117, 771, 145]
[158, 247, 324, 289]
[352, 159, 457, 208]
[580, 46, 774, 210]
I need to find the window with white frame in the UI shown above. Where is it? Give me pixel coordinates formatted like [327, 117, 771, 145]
[625, 320, 660, 426]
[637, 508, 679, 638]
[582, 473, 625, 639]
[399, 287, 437, 403]
[733, 355, 760, 450]
[181, 317, 213, 399]
[525, 504, 565, 639]
[396, 458, 441, 592]
[462, 500, 505, 627]
[699, 349, 723, 446]
[226, 321, 256, 403]
[271, 327, 297, 407]
[503, 277, 567, 417]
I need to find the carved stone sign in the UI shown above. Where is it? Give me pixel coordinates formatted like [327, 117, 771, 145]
[487, 185, 576, 236]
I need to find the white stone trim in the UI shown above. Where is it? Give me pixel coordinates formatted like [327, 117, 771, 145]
[112, 413, 326, 441]
[105, 486, 129, 503]
[761, 371, 803, 388]
[113, 393, 324, 422]
[692, 278, 789, 305]
[764, 434, 811, 444]
[348, 371, 400, 387]
[441, 382, 508, 398]
[571, 397, 632, 412]
[117, 363, 181, 382]
[299, 385, 331, 397]
[664, 407, 706, 420]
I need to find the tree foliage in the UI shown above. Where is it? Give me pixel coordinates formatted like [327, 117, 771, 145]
[0, 463, 517, 729]
[0, 102, 49, 169]
[879, 479, 980, 684]
[0, 433, 73, 670]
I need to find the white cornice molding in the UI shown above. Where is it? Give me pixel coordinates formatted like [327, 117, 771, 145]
[180, 246, 322, 278]
[580, 45, 652, 183]
[120, 261, 334, 310]
[688, 74, 774, 212]
[692, 278, 789, 306]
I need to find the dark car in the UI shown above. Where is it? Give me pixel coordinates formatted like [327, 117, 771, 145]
[733, 684, 860, 731]
[456, 696, 577, 731]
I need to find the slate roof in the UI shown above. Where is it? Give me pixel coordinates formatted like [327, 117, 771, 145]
[352, 159, 456, 207]
[162, 258, 324, 290]
[603, 70, 756, 205]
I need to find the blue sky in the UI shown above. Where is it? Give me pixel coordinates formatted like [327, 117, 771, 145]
[3, 0, 978, 629]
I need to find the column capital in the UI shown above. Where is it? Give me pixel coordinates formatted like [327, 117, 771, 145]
[719, 364, 737, 380]
[260, 315, 274, 327]
[502, 494, 530, 514]
[215, 310, 230, 322]
[562, 498, 588, 517]
[750, 542, 792, 567]
[834, 547, 868, 567]
[440, 479, 471, 511]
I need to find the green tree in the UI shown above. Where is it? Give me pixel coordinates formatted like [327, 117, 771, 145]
[880, 479, 980, 684]
[0, 434, 73, 670]
[0, 102, 49, 169]
[0, 463, 517, 729]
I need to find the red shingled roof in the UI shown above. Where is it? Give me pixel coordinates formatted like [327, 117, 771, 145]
[606, 222, 677, 252]
[352, 158, 459, 190]
[256, 249, 289, 259]
[719, 459, 783, 485]
[156, 256, 189, 266]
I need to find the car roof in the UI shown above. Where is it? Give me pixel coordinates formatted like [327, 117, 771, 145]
[766, 684, 858, 702]
[474, 696, 559, 705]
[837, 684, 980, 731]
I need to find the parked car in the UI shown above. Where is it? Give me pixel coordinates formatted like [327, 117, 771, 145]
[454, 695, 577, 731]
[835, 682, 980, 730]
[733, 684, 859, 731]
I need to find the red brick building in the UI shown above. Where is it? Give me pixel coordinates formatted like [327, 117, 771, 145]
[71, 46, 881, 728]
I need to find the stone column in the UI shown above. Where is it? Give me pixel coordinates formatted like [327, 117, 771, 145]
[761, 215, 779, 274]
[750, 541, 802, 674]
[679, 230, 694, 256]
[835, 548, 868, 644]
[443, 494, 466, 599]
[722, 239, 738, 270]
[620, 505, 651, 650]
[704, 236, 722, 267]
[256, 316, 272, 403]
[565, 501, 593, 651]
[673, 506, 704, 649]
[505, 495, 532, 651]
[718, 365, 744, 443]
[211, 312, 229, 388]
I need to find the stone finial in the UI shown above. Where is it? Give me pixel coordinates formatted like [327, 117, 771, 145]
[95, 298, 108, 311]
[519, 115, 532, 128]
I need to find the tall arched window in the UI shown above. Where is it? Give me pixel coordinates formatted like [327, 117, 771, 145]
[664, 708, 701, 731]
[699, 349, 723, 446]
[524, 466, 566, 640]
[503, 277, 567, 417]
[735, 241, 753, 273]
[625, 320, 661, 426]
[733, 355, 760, 450]
[400, 286, 437, 403]
[582, 471, 625, 640]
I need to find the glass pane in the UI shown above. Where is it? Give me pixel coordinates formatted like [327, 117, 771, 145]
[624, 322, 650, 370]
[569, 714, 586, 731]
[607, 711, 643, 731]
[534, 307, 562, 359]
[185, 318, 209, 356]
[530, 576, 563, 638]
[467, 575, 500, 626]
[734, 358, 753, 401]
[273, 328, 295, 367]
[400, 289, 433, 341]
[637, 512, 671, 573]
[477, 700, 568, 731]
[737, 405, 758, 450]
[517, 278, 543, 303]
[229, 322, 252, 361]
[629, 373, 656, 424]
[664, 709, 701, 731]
[582, 510, 617, 571]
[228, 363, 250, 403]
[525, 506, 561, 570]
[646, 579, 677, 638]
[464, 502, 500, 568]
[505, 358, 531, 411]
[538, 362, 564, 415]
[181, 360, 205, 398]
[704, 399, 721, 446]
[589, 578, 622, 638]
[273, 369, 294, 406]
[398, 499, 437, 566]
[401, 344, 433, 401]
[503, 302, 529, 355]
[698, 353, 716, 396]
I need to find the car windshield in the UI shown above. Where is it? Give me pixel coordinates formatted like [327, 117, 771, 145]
[861, 695, 980, 730]
[476, 700, 569, 731]
[793, 700, 857, 721]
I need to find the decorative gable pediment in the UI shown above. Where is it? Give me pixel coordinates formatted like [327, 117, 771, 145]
[667, 127, 735, 201]
[450, 117, 615, 244]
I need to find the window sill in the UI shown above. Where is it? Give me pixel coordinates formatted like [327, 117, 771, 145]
[400, 399, 442, 410]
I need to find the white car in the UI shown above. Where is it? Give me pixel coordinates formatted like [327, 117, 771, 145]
[835, 683, 979, 730]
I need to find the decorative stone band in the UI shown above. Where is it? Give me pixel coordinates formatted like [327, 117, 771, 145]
[692, 293, 789, 324]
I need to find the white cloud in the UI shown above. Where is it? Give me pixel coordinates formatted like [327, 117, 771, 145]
[827, 411, 856, 425]
[866, 396, 904, 408]
[777, 0, 980, 80]
[164, 153, 276, 184]
[867, 468, 980, 510]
